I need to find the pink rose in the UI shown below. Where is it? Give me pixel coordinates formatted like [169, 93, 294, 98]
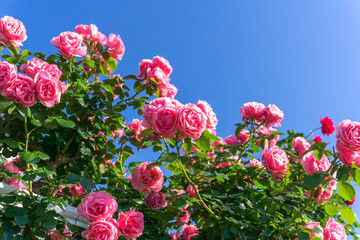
[131, 162, 163, 193]
[178, 103, 207, 140]
[81, 219, 120, 240]
[128, 118, 146, 141]
[144, 192, 168, 210]
[196, 100, 218, 130]
[249, 159, 264, 168]
[262, 147, 289, 180]
[303, 222, 324, 239]
[69, 183, 86, 198]
[44, 64, 62, 80]
[152, 56, 173, 76]
[257, 126, 279, 148]
[0, 61, 17, 91]
[51, 31, 87, 60]
[20, 58, 48, 79]
[336, 141, 360, 166]
[107, 33, 125, 60]
[292, 137, 310, 156]
[223, 135, 239, 145]
[336, 119, 360, 151]
[141, 97, 182, 128]
[118, 209, 144, 239]
[169, 232, 181, 240]
[301, 151, 330, 175]
[237, 129, 250, 144]
[182, 224, 199, 240]
[158, 83, 178, 99]
[75, 24, 98, 41]
[0, 16, 27, 47]
[264, 104, 284, 127]
[137, 59, 153, 78]
[146, 67, 170, 85]
[77, 191, 118, 222]
[34, 71, 66, 108]
[2, 74, 37, 107]
[323, 218, 346, 240]
[187, 184, 198, 198]
[152, 105, 179, 138]
[240, 102, 266, 123]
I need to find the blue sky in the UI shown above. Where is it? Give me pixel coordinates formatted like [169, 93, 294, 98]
[2, 0, 360, 234]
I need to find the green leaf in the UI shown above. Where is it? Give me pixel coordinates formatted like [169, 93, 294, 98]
[106, 57, 117, 71]
[196, 135, 211, 151]
[183, 137, 193, 152]
[269, 131, 285, 136]
[44, 119, 58, 129]
[203, 130, 221, 141]
[0, 100, 13, 113]
[304, 174, 322, 189]
[41, 216, 57, 230]
[0, 155, 6, 164]
[84, 59, 95, 68]
[172, 198, 187, 209]
[15, 214, 28, 225]
[100, 65, 110, 76]
[298, 232, 310, 240]
[324, 204, 339, 216]
[65, 173, 79, 184]
[338, 181, 356, 201]
[56, 119, 75, 128]
[34, 151, 50, 160]
[1, 231, 13, 240]
[146, 161, 161, 170]
[30, 119, 42, 126]
[235, 124, 245, 138]
[79, 177, 96, 191]
[354, 168, 360, 188]
[313, 149, 323, 161]
[340, 207, 355, 224]
[21, 50, 32, 58]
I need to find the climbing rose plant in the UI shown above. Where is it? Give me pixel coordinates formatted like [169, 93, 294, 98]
[0, 16, 359, 240]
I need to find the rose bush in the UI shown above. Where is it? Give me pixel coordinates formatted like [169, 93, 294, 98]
[0, 16, 359, 240]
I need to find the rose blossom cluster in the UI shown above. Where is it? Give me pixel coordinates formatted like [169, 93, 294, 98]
[77, 191, 144, 239]
[51, 24, 125, 61]
[0, 16, 27, 47]
[240, 102, 284, 127]
[138, 56, 178, 98]
[0, 58, 66, 108]
[140, 97, 217, 140]
[335, 119, 360, 166]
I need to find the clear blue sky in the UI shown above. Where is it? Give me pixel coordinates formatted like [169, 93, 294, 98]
[2, 0, 360, 234]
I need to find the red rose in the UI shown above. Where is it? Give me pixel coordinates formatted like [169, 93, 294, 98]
[320, 116, 335, 136]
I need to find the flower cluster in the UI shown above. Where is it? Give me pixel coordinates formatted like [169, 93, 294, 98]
[77, 191, 144, 239]
[138, 56, 177, 98]
[240, 101, 284, 127]
[51, 24, 125, 61]
[139, 97, 218, 140]
[0, 58, 66, 108]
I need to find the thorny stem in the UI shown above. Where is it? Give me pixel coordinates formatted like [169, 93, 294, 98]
[175, 142, 221, 220]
